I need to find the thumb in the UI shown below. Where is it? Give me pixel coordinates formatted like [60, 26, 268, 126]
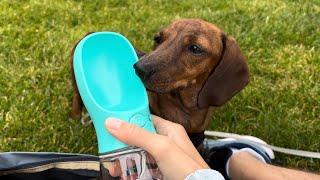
[105, 117, 158, 152]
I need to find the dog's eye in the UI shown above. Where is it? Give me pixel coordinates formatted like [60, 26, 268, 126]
[188, 44, 204, 55]
[154, 35, 162, 44]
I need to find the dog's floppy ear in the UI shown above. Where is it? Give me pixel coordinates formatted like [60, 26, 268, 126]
[198, 34, 249, 108]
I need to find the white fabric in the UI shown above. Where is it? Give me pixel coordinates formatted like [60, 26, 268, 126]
[184, 169, 224, 180]
[214, 135, 274, 159]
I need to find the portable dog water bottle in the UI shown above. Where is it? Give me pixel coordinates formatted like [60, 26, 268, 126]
[73, 32, 162, 180]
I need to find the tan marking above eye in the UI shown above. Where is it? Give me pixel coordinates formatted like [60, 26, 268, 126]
[195, 36, 211, 51]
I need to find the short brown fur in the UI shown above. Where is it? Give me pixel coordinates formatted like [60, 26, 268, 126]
[70, 19, 249, 136]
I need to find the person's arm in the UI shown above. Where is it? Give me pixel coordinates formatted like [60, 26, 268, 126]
[229, 151, 320, 180]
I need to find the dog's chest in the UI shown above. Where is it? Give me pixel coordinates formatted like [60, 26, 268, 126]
[148, 92, 211, 132]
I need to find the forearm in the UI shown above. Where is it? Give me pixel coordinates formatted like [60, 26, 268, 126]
[229, 152, 320, 180]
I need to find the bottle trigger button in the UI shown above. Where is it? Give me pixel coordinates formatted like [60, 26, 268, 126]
[129, 114, 147, 127]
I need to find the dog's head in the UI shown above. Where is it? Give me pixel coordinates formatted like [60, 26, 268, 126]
[134, 19, 249, 107]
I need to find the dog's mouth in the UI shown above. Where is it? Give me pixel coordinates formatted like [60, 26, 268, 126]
[143, 77, 196, 93]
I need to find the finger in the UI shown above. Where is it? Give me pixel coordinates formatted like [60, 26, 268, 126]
[107, 160, 122, 177]
[124, 158, 138, 180]
[151, 115, 209, 168]
[105, 117, 162, 155]
[151, 115, 174, 136]
[152, 115, 190, 138]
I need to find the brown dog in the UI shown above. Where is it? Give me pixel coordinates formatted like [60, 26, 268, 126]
[70, 19, 249, 147]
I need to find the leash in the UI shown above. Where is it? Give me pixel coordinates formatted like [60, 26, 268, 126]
[204, 131, 320, 159]
[80, 113, 320, 159]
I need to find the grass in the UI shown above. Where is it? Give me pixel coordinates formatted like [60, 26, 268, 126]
[0, 0, 319, 172]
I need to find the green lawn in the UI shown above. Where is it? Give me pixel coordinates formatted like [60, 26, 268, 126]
[0, 0, 319, 172]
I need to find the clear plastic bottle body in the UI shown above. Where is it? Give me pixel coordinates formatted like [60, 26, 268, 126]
[100, 147, 163, 180]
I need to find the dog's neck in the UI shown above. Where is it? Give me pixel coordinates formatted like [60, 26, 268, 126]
[148, 75, 213, 133]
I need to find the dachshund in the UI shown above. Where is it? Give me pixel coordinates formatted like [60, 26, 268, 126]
[69, 19, 249, 148]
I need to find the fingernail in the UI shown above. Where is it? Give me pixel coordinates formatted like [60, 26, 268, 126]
[105, 118, 122, 130]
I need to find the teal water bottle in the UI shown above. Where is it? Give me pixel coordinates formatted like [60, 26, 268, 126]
[73, 32, 162, 180]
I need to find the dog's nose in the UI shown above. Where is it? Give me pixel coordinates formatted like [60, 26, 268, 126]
[133, 62, 154, 82]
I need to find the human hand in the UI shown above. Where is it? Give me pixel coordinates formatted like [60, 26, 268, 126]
[105, 115, 209, 180]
